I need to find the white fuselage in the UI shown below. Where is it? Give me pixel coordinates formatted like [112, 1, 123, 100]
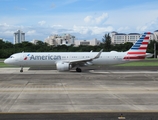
[4, 52, 128, 67]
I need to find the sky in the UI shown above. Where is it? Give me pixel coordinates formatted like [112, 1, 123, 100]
[0, 0, 158, 43]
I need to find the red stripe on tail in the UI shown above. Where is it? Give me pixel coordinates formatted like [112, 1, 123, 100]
[127, 52, 146, 54]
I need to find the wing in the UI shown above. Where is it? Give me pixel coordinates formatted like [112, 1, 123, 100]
[60, 49, 103, 67]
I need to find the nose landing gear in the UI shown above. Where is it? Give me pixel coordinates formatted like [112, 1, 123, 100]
[20, 67, 23, 72]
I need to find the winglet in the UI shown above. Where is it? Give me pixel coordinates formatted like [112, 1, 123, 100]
[93, 49, 103, 59]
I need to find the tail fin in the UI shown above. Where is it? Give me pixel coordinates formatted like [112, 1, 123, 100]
[124, 32, 151, 60]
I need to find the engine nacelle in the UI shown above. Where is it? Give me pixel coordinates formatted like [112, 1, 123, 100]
[56, 62, 71, 71]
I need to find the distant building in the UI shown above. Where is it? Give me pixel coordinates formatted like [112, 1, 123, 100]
[110, 31, 155, 44]
[45, 34, 75, 46]
[14, 30, 25, 44]
[30, 39, 42, 45]
[74, 39, 100, 46]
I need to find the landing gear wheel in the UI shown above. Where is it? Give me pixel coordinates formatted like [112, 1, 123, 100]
[20, 67, 23, 72]
[76, 67, 82, 72]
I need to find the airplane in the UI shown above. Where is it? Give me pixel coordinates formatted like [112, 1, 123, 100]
[4, 32, 151, 72]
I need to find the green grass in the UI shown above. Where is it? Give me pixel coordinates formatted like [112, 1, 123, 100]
[145, 58, 158, 60]
[0, 59, 5, 61]
[0, 62, 17, 68]
[116, 61, 158, 66]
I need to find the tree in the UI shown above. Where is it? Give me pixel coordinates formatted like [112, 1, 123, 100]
[36, 41, 45, 46]
[123, 42, 133, 51]
[147, 40, 157, 55]
[102, 33, 111, 51]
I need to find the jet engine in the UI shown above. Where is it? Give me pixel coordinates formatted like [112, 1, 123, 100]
[56, 62, 72, 71]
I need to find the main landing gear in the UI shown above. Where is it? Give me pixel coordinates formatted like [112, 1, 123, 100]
[76, 67, 82, 72]
[20, 67, 23, 72]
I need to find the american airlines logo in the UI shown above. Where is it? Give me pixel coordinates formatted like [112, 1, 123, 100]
[24, 54, 30, 60]
[29, 55, 61, 60]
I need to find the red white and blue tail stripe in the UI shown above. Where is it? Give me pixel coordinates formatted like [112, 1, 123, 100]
[124, 32, 151, 60]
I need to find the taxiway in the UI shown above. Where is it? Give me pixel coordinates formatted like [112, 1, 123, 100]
[0, 68, 158, 113]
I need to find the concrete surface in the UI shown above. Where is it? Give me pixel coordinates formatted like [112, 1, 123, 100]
[0, 68, 158, 113]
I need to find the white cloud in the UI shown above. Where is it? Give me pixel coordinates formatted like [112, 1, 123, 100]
[84, 16, 93, 23]
[73, 25, 90, 34]
[0, 23, 13, 31]
[0, 30, 14, 39]
[136, 18, 158, 32]
[4, 30, 14, 35]
[51, 24, 63, 28]
[91, 26, 113, 35]
[38, 21, 46, 26]
[0, 23, 16, 38]
[117, 26, 130, 32]
[26, 30, 36, 35]
[95, 13, 108, 24]
[0, 23, 10, 27]
[147, 18, 158, 30]
[136, 26, 148, 32]
[84, 13, 108, 25]
[73, 25, 113, 35]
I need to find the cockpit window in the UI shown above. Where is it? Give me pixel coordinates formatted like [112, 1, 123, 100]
[9, 56, 14, 58]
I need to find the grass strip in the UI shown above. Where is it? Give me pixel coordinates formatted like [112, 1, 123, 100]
[116, 61, 158, 66]
[0, 62, 17, 68]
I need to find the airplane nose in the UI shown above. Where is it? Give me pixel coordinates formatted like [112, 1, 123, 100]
[4, 59, 7, 64]
[4, 59, 10, 64]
